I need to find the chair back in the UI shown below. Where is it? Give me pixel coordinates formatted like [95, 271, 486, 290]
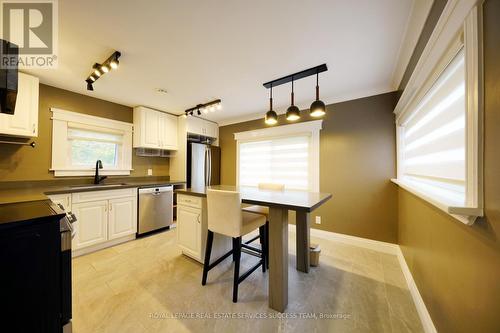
[206, 189, 242, 237]
[258, 183, 285, 191]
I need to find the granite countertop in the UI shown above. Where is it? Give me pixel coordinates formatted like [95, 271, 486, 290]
[0, 178, 185, 205]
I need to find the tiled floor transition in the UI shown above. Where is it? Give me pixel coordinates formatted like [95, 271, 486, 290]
[72, 227, 424, 333]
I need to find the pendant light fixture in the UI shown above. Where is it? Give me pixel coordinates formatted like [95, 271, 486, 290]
[286, 77, 300, 121]
[262, 64, 327, 123]
[265, 83, 278, 125]
[310, 72, 326, 117]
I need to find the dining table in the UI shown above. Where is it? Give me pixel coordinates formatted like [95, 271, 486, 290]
[179, 185, 332, 312]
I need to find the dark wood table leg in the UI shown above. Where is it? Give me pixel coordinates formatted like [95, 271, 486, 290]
[295, 211, 310, 273]
[268, 207, 288, 312]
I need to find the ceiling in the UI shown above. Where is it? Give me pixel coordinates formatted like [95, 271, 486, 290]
[25, 0, 427, 124]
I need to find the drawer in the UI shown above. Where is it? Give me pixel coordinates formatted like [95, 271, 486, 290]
[72, 188, 137, 204]
[177, 194, 202, 209]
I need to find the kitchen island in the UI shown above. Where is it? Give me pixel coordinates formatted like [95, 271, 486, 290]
[176, 185, 332, 312]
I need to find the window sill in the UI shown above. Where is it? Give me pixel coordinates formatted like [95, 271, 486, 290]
[391, 179, 482, 225]
[51, 169, 132, 177]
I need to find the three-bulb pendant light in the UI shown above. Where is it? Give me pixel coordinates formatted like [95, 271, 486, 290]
[286, 77, 300, 121]
[263, 64, 328, 125]
[265, 83, 278, 125]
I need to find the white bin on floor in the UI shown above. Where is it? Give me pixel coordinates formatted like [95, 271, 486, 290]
[310, 243, 321, 267]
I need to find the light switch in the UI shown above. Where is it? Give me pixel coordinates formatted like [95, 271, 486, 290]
[315, 216, 321, 224]
[147, 168, 153, 176]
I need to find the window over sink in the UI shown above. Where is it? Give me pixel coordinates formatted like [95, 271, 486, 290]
[50, 108, 133, 177]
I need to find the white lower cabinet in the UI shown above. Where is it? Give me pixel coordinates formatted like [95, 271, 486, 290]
[108, 196, 137, 240]
[49, 188, 138, 256]
[177, 205, 202, 258]
[72, 200, 108, 250]
[176, 194, 231, 263]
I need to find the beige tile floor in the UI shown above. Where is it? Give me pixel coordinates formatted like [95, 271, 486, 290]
[72, 227, 424, 333]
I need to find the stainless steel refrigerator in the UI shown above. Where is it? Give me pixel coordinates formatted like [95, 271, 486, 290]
[187, 143, 220, 188]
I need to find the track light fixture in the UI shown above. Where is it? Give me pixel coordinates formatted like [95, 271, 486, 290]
[262, 64, 328, 124]
[286, 77, 300, 121]
[184, 99, 222, 118]
[85, 51, 121, 91]
[265, 83, 278, 125]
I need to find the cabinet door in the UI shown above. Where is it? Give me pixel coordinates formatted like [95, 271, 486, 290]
[108, 196, 137, 240]
[47, 194, 71, 212]
[160, 112, 178, 150]
[0, 72, 39, 137]
[143, 108, 160, 147]
[177, 205, 201, 258]
[72, 200, 108, 250]
[186, 116, 204, 136]
[206, 121, 218, 139]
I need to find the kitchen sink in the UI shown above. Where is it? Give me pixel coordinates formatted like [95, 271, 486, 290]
[69, 183, 128, 189]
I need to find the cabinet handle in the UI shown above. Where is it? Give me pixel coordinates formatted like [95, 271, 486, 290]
[197, 214, 201, 223]
[32, 124, 36, 134]
[105, 205, 107, 212]
[109, 203, 112, 211]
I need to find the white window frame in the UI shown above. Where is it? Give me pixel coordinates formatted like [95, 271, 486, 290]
[234, 120, 322, 192]
[393, 1, 483, 225]
[50, 108, 133, 177]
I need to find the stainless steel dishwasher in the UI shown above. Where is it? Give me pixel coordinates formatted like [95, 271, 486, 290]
[138, 186, 173, 236]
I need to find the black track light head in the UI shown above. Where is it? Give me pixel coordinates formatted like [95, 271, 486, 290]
[86, 80, 94, 91]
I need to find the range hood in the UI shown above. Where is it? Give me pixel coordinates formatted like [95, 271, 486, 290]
[0, 39, 18, 115]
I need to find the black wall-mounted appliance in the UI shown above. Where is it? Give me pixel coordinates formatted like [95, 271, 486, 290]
[0, 39, 18, 115]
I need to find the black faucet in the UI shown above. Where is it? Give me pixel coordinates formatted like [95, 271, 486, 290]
[94, 160, 108, 185]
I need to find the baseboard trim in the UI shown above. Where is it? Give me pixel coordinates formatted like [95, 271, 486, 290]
[72, 234, 136, 257]
[288, 225, 437, 333]
[396, 247, 437, 333]
[289, 224, 400, 255]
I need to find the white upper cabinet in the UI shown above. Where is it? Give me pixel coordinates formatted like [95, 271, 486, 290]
[186, 116, 218, 139]
[133, 106, 178, 150]
[0, 72, 39, 137]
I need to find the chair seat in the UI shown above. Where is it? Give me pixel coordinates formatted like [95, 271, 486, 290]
[242, 205, 269, 218]
[242, 211, 266, 236]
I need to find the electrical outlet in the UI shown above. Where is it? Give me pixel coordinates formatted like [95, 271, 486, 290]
[147, 168, 153, 176]
[315, 216, 321, 224]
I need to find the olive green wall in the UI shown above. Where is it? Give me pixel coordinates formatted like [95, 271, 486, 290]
[219, 92, 399, 243]
[0, 84, 169, 182]
[397, 1, 500, 332]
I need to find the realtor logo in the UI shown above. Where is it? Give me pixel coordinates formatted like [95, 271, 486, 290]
[0, 0, 58, 68]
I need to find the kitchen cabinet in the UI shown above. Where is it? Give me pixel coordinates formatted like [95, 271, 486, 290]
[177, 205, 201, 258]
[108, 196, 137, 240]
[176, 194, 230, 262]
[0, 72, 39, 137]
[133, 106, 178, 150]
[71, 200, 108, 250]
[47, 193, 71, 212]
[47, 188, 138, 256]
[186, 116, 218, 139]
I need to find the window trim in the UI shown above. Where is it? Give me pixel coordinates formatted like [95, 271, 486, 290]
[234, 120, 322, 192]
[393, 2, 483, 225]
[50, 108, 133, 177]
